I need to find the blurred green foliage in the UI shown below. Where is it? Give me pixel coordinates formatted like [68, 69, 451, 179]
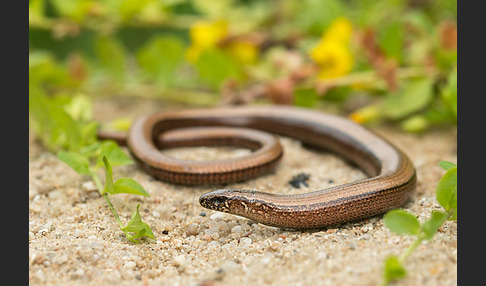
[29, 0, 457, 132]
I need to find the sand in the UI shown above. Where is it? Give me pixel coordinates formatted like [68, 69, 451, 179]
[29, 97, 457, 285]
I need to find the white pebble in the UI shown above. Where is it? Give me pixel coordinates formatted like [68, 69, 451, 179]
[210, 212, 226, 221]
[47, 189, 64, 200]
[261, 257, 271, 265]
[317, 252, 328, 260]
[82, 181, 97, 192]
[205, 227, 219, 236]
[239, 237, 252, 247]
[231, 226, 242, 234]
[172, 255, 186, 267]
[123, 261, 137, 270]
[35, 269, 45, 281]
[221, 260, 239, 272]
[38, 228, 49, 236]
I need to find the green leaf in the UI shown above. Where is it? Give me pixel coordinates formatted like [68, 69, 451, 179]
[436, 166, 457, 214]
[58, 151, 91, 175]
[401, 115, 428, 133]
[195, 49, 241, 88]
[29, 86, 51, 143]
[113, 178, 150, 197]
[384, 209, 420, 236]
[438, 161, 456, 171]
[50, 0, 90, 23]
[122, 204, 156, 243]
[102, 156, 114, 195]
[383, 255, 407, 282]
[96, 141, 134, 167]
[94, 36, 126, 83]
[63, 94, 93, 122]
[295, 0, 343, 35]
[29, 89, 83, 152]
[382, 78, 433, 120]
[422, 211, 448, 240]
[78, 141, 102, 158]
[51, 107, 83, 152]
[294, 87, 318, 107]
[136, 36, 185, 87]
[79, 121, 99, 147]
[378, 20, 403, 62]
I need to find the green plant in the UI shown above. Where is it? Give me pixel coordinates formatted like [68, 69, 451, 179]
[29, 0, 457, 132]
[380, 161, 457, 285]
[29, 89, 155, 243]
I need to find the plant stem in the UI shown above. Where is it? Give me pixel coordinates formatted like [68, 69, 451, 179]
[89, 167, 124, 230]
[103, 193, 124, 230]
[398, 235, 425, 263]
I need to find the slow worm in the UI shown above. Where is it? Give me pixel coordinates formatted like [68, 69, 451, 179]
[99, 106, 416, 229]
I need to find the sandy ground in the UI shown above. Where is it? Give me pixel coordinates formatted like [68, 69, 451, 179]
[29, 97, 457, 285]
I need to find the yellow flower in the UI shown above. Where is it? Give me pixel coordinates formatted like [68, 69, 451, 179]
[186, 20, 228, 62]
[225, 41, 258, 64]
[310, 17, 354, 79]
[311, 40, 353, 79]
[322, 17, 352, 44]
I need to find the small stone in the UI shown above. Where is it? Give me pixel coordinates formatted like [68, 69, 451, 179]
[35, 269, 46, 282]
[70, 268, 85, 279]
[231, 226, 242, 234]
[210, 212, 225, 221]
[38, 228, 49, 236]
[47, 189, 64, 200]
[261, 257, 271, 265]
[123, 261, 137, 270]
[239, 237, 252, 247]
[186, 223, 200, 236]
[205, 227, 219, 236]
[29, 189, 38, 200]
[220, 260, 239, 272]
[317, 252, 328, 260]
[172, 255, 186, 267]
[82, 181, 97, 192]
[54, 254, 68, 265]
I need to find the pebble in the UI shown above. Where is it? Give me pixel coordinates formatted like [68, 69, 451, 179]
[186, 223, 200, 236]
[221, 260, 239, 272]
[70, 268, 85, 279]
[38, 228, 49, 236]
[29, 189, 38, 200]
[35, 269, 46, 282]
[172, 255, 186, 267]
[210, 212, 226, 221]
[123, 261, 137, 270]
[205, 227, 219, 236]
[317, 252, 329, 260]
[47, 189, 64, 200]
[231, 226, 242, 234]
[82, 181, 97, 192]
[239, 237, 252, 248]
